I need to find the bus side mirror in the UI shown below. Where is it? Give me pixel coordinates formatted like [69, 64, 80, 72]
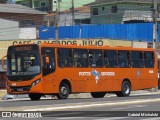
[2, 55, 7, 70]
[45, 56, 50, 64]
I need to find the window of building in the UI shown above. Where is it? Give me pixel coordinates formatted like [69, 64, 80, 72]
[150, 5, 154, 11]
[131, 51, 144, 68]
[20, 20, 35, 27]
[58, 48, 73, 67]
[104, 50, 117, 68]
[73, 49, 88, 67]
[102, 7, 105, 11]
[111, 5, 117, 13]
[41, 2, 46, 7]
[33, 1, 39, 8]
[144, 52, 154, 68]
[22, 2, 27, 6]
[147, 42, 153, 48]
[93, 8, 99, 15]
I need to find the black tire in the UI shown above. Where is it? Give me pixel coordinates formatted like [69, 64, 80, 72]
[91, 92, 106, 98]
[29, 93, 41, 101]
[116, 81, 131, 97]
[56, 83, 70, 99]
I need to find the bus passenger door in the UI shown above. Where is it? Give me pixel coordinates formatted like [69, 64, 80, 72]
[41, 47, 56, 93]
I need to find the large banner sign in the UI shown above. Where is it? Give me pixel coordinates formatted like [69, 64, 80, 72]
[12, 39, 105, 46]
[0, 39, 131, 59]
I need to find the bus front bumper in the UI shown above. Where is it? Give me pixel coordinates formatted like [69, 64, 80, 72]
[7, 79, 43, 94]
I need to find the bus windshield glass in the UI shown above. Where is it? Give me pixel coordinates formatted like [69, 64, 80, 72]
[7, 45, 40, 77]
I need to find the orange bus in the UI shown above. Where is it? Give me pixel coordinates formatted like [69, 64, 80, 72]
[2, 43, 158, 100]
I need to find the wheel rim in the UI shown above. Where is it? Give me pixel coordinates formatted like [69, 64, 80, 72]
[124, 83, 130, 94]
[60, 86, 68, 96]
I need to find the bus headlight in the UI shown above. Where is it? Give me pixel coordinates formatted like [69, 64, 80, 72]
[31, 79, 41, 87]
[7, 83, 10, 87]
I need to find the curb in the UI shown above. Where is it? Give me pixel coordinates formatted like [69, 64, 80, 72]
[1, 90, 160, 101]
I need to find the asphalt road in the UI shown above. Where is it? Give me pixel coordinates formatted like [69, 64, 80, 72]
[1, 92, 160, 120]
[0, 92, 160, 111]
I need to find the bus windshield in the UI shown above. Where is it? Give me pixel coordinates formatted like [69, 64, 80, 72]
[7, 45, 40, 79]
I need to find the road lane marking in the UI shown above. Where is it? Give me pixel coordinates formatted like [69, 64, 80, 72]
[96, 117, 129, 120]
[43, 112, 83, 117]
[56, 117, 85, 120]
[24, 98, 160, 111]
[112, 105, 147, 110]
[89, 113, 111, 117]
[140, 117, 160, 120]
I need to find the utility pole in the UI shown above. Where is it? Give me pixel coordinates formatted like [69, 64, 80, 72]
[152, 0, 158, 92]
[71, 0, 75, 25]
[55, 0, 60, 44]
[153, 0, 158, 50]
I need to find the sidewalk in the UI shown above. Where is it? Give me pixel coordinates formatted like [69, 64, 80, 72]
[0, 89, 160, 100]
[0, 90, 7, 99]
[69, 89, 160, 98]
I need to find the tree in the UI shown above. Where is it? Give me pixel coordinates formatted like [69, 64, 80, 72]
[0, 0, 8, 4]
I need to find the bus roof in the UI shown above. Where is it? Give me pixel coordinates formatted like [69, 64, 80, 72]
[39, 43, 155, 51]
[10, 43, 155, 52]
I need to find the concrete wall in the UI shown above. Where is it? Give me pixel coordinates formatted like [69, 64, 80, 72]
[132, 41, 148, 48]
[19, 28, 37, 39]
[0, 18, 19, 40]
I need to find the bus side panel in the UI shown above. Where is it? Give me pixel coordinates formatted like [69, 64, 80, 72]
[128, 68, 158, 90]
[42, 73, 59, 94]
[72, 68, 115, 92]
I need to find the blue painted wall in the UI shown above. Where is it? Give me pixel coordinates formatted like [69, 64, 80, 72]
[39, 23, 158, 42]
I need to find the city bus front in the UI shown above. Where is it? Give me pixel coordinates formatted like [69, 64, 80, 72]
[5, 44, 43, 97]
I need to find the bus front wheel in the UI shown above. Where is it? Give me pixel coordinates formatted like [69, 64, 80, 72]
[56, 83, 70, 99]
[91, 92, 106, 98]
[116, 81, 131, 97]
[29, 93, 41, 101]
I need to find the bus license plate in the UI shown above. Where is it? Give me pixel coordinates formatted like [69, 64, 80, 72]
[17, 88, 23, 92]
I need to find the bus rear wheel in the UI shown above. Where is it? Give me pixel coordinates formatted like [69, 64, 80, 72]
[116, 81, 131, 97]
[56, 83, 70, 99]
[91, 92, 106, 98]
[29, 93, 41, 101]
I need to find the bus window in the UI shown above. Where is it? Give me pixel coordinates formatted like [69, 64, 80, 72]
[89, 50, 103, 67]
[104, 50, 117, 68]
[118, 51, 131, 68]
[131, 51, 144, 68]
[41, 48, 55, 76]
[73, 49, 88, 67]
[144, 52, 154, 68]
[58, 48, 73, 67]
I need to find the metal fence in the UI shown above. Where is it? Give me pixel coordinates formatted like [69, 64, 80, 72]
[39, 23, 159, 42]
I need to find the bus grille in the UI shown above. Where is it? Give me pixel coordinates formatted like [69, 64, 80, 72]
[10, 86, 31, 92]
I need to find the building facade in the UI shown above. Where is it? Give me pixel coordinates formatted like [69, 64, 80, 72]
[0, 4, 46, 27]
[87, 0, 160, 24]
[16, 0, 95, 13]
[0, 18, 19, 40]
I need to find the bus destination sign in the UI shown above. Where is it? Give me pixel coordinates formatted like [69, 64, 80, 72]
[16, 46, 32, 51]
